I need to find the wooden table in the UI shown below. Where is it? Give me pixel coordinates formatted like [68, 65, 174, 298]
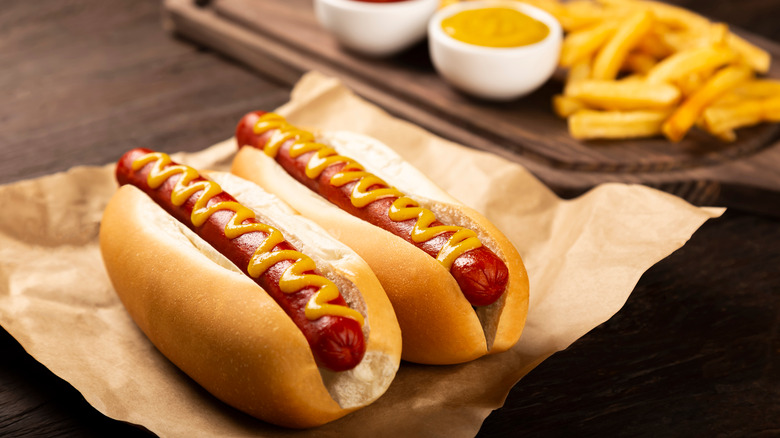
[1, 0, 777, 436]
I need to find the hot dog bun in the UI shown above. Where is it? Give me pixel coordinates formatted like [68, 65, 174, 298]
[231, 129, 529, 364]
[99, 171, 402, 428]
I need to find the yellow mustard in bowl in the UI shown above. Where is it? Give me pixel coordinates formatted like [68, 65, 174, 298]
[441, 7, 550, 48]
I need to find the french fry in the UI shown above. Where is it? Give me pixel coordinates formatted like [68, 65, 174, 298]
[559, 0, 620, 31]
[553, 95, 587, 118]
[674, 71, 712, 97]
[701, 82, 780, 138]
[707, 23, 730, 45]
[713, 129, 737, 142]
[623, 51, 657, 74]
[731, 79, 780, 98]
[710, 80, 780, 108]
[694, 116, 736, 141]
[554, 0, 776, 143]
[662, 65, 753, 142]
[619, 74, 646, 83]
[727, 33, 771, 73]
[569, 109, 670, 139]
[764, 96, 780, 122]
[645, 46, 735, 84]
[702, 99, 765, 134]
[709, 92, 746, 108]
[655, 29, 698, 52]
[565, 59, 593, 89]
[565, 79, 680, 111]
[635, 30, 675, 59]
[669, 22, 730, 49]
[622, 0, 710, 32]
[720, 130, 738, 142]
[560, 22, 616, 67]
[591, 9, 654, 80]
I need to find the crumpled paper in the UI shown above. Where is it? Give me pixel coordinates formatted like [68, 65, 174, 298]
[0, 71, 722, 437]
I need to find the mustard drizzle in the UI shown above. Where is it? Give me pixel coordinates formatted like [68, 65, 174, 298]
[252, 113, 483, 270]
[131, 152, 364, 326]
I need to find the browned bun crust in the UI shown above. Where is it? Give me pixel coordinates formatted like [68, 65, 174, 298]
[231, 131, 529, 364]
[99, 174, 401, 428]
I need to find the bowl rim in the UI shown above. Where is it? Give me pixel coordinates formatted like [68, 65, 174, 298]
[316, 0, 440, 12]
[429, 0, 563, 56]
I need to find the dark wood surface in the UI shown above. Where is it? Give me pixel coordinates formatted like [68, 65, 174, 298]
[0, 0, 778, 437]
[164, 0, 780, 217]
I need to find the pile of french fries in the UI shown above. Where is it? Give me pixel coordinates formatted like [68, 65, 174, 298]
[440, 0, 780, 142]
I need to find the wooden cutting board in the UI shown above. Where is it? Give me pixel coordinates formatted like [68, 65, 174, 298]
[163, 0, 780, 217]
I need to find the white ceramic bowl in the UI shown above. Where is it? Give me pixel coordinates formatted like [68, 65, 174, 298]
[314, 0, 440, 57]
[428, 1, 562, 100]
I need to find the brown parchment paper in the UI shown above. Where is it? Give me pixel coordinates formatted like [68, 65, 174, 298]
[0, 71, 723, 438]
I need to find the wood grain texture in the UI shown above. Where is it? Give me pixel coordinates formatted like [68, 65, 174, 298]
[165, 0, 780, 216]
[0, 0, 289, 186]
[480, 209, 780, 437]
[0, 0, 778, 437]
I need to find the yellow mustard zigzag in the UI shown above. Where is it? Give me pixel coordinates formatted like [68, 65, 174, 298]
[253, 113, 483, 269]
[131, 152, 364, 325]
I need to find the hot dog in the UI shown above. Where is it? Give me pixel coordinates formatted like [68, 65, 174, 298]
[100, 148, 401, 427]
[232, 112, 529, 364]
